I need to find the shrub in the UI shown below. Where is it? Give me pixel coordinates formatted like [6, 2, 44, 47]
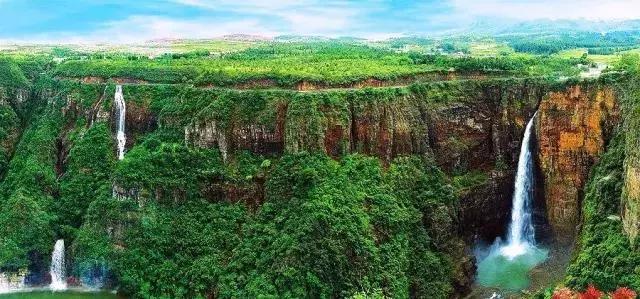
[612, 287, 637, 299]
[553, 287, 577, 299]
[579, 285, 603, 299]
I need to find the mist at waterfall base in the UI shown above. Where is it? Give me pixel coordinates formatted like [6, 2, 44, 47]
[0, 239, 110, 296]
[475, 113, 548, 291]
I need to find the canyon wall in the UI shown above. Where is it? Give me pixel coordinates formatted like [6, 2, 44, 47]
[431, 82, 546, 241]
[99, 79, 628, 245]
[41, 77, 632, 297]
[622, 77, 640, 244]
[623, 162, 640, 244]
[0, 87, 26, 176]
[537, 83, 620, 242]
[179, 79, 552, 241]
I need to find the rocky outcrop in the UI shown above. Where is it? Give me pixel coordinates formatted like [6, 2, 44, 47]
[116, 78, 628, 246]
[88, 86, 110, 127]
[537, 84, 620, 242]
[117, 78, 630, 246]
[185, 121, 230, 161]
[344, 94, 431, 162]
[186, 102, 287, 161]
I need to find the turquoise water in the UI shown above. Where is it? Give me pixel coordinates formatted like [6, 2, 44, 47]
[0, 291, 119, 299]
[477, 246, 549, 290]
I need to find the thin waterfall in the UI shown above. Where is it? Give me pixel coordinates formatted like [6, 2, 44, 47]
[501, 111, 538, 258]
[115, 85, 126, 160]
[49, 239, 67, 291]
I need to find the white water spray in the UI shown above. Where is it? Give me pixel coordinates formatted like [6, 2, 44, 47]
[115, 85, 126, 160]
[500, 111, 538, 259]
[49, 239, 67, 291]
[0, 272, 25, 294]
[476, 111, 548, 291]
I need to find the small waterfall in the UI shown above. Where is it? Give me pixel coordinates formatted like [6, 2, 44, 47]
[0, 272, 25, 294]
[501, 111, 538, 258]
[49, 239, 67, 291]
[115, 85, 126, 160]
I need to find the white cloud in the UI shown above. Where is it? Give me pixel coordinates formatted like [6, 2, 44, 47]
[172, 0, 304, 11]
[6, 0, 640, 44]
[450, 0, 640, 20]
[5, 15, 278, 44]
[95, 15, 276, 42]
[171, 0, 373, 35]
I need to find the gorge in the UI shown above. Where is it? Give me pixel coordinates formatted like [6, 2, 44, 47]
[0, 40, 638, 299]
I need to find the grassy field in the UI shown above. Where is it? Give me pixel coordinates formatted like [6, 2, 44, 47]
[555, 48, 620, 64]
[48, 41, 586, 87]
[468, 39, 515, 57]
[169, 40, 259, 53]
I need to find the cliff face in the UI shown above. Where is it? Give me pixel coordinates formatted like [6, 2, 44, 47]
[114, 79, 549, 297]
[179, 80, 551, 241]
[0, 87, 26, 176]
[622, 79, 640, 244]
[537, 84, 620, 242]
[432, 83, 545, 241]
[114, 79, 628, 245]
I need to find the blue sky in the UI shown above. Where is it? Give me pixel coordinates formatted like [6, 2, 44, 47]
[1, 0, 640, 42]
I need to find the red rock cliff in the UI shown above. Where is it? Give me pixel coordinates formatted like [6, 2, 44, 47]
[537, 84, 619, 242]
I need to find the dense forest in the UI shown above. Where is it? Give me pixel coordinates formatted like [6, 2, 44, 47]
[500, 32, 640, 54]
[0, 36, 639, 299]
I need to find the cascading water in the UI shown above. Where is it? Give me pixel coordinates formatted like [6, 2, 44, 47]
[49, 239, 67, 291]
[0, 272, 25, 294]
[501, 111, 538, 258]
[114, 85, 126, 160]
[476, 112, 548, 291]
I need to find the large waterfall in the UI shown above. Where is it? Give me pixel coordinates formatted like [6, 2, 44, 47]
[49, 239, 67, 291]
[115, 85, 126, 160]
[501, 111, 538, 258]
[476, 112, 548, 291]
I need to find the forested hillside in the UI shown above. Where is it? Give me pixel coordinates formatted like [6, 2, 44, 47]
[0, 40, 638, 299]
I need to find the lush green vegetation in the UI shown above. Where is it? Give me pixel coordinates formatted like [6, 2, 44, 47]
[1, 38, 640, 298]
[0, 291, 118, 299]
[501, 32, 640, 54]
[564, 131, 640, 291]
[51, 42, 584, 87]
[56, 124, 115, 241]
[0, 103, 19, 176]
[71, 135, 459, 298]
[563, 65, 640, 293]
[0, 105, 62, 272]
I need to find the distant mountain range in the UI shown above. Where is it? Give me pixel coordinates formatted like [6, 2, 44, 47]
[147, 19, 640, 44]
[454, 18, 640, 36]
